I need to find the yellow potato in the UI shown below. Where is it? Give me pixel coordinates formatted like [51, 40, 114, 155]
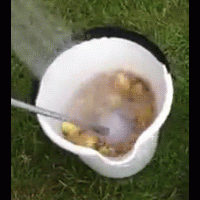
[98, 145, 111, 155]
[136, 105, 153, 129]
[62, 121, 81, 136]
[131, 82, 143, 96]
[66, 133, 81, 144]
[78, 131, 99, 148]
[62, 122, 99, 148]
[114, 72, 131, 91]
[98, 145, 116, 156]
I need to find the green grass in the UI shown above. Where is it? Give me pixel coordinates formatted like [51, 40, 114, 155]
[11, 0, 189, 199]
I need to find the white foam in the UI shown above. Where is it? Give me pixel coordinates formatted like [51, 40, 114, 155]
[99, 111, 134, 144]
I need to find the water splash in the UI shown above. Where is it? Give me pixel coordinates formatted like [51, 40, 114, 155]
[11, 0, 76, 79]
[99, 110, 134, 144]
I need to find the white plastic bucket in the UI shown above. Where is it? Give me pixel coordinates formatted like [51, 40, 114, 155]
[36, 36, 173, 178]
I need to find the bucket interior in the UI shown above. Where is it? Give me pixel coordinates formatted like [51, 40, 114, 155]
[36, 37, 169, 156]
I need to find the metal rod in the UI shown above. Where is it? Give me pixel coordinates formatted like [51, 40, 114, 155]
[11, 98, 109, 135]
[11, 98, 67, 121]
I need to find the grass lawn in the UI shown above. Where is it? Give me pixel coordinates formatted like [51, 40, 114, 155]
[11, 0, 189, 199]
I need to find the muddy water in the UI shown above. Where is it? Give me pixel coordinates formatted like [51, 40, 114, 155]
[67, 70, 156, 157]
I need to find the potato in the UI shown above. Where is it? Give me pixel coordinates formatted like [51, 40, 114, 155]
[98, 145, 115, 156]
[136, 105, 154, 129]
[114, 72, 131, 91]
[62, 121, 81, 136]
[62, 122, 99, 148]
[131, 82, 143, 96]
[78, 130, 99, 148]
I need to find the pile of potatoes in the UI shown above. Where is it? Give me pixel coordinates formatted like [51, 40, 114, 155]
[62, 70, 156, 157]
